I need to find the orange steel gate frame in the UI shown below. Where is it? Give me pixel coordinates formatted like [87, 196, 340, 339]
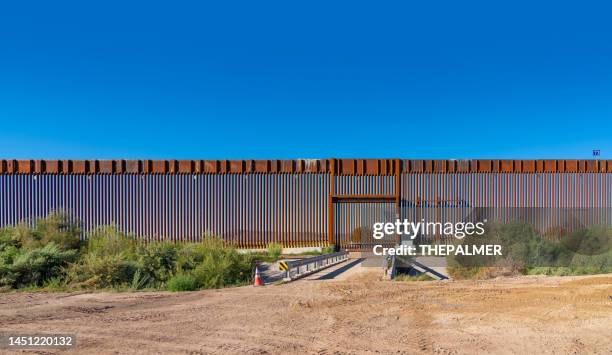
[1, 159, 611, 249]
[328, 159, 402, 248]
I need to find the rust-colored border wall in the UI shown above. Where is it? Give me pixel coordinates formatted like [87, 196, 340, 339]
[2, 160, 611, 248]
[0, 159, 609, 175]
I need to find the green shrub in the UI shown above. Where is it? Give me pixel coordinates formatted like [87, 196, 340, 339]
[0, 228, 20, 252]
[0, 213, 263, 291]
[13, 212, 81, 251]
[191, 238, 253, 289]
[66, 227, 141, 288]
[447, 223, 612, 279]
[561, 225, 611, 256]
[130, 269, 149, 290]
[67, 254, 140, 288]
[0, 244, 19, 266]
[70, 229, 181, 289]
[0, 231, 23, 287]
[69, 240, 177, 289]
[136, 242, 179, 287]
[267, 243, 283, 261]
[2, 243, 77, 288]
[86, 226, 137, 258]
[167, 273, 198, 291]
[278, 245, 337, 257]
[322, 245, 336, 254]
[177, 243, 209, 272]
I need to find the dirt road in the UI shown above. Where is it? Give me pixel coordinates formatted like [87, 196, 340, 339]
[1, 270, 610, 354]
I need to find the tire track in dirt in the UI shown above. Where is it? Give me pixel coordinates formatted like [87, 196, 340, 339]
[0, 273, 610, 354]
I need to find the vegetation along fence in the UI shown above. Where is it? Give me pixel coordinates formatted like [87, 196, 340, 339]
[1, 159, 611, 249]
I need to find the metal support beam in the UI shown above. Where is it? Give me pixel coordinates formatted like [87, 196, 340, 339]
[395, 158, 402, 244]
[332, 194, 395, 203]
[328, 158, 336, 246]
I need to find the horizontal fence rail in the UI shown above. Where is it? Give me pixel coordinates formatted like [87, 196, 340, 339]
[0, 159, 610, 249]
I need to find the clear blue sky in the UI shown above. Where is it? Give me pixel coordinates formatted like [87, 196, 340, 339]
[0, 1, 610, 159]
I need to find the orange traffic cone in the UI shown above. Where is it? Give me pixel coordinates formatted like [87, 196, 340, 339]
[254, 267, 264, 286]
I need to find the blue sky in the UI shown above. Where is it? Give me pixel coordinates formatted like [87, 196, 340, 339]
[0, 1, 611, 159]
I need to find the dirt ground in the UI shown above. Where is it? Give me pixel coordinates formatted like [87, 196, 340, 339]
[0, 270, 610, 354]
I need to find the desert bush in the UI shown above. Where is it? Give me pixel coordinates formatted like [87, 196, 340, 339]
[266, 243, 283, 260]
[191, 238, 253, 289]
[561, 225, 611, 256]
[69, 236, 254, 290]
[322, 245, 336, 254]
[67, 253, 140, 288]
[0, 228, 20, 251]
[167, 272, 198, 291]
[85, 226, 137, 258]
[526, 245, 612, 276]
[0, 213, 262, 291]
[0, 244, 18, 287]
[177, 243, 209, 272]
[136, 242, 179, 287]
[0, 242, 19, 265]
[13, 212, 81, 251]
[447, 222, 612, 279]
[284, 245, 337, 256]
[2, 243, 77, 288]
[66, 226, 141, 288]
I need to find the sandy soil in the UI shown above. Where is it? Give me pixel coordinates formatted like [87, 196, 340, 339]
[0, 270, 610, 354]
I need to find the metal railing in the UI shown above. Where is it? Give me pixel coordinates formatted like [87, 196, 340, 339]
[283, 252, 348, 280]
